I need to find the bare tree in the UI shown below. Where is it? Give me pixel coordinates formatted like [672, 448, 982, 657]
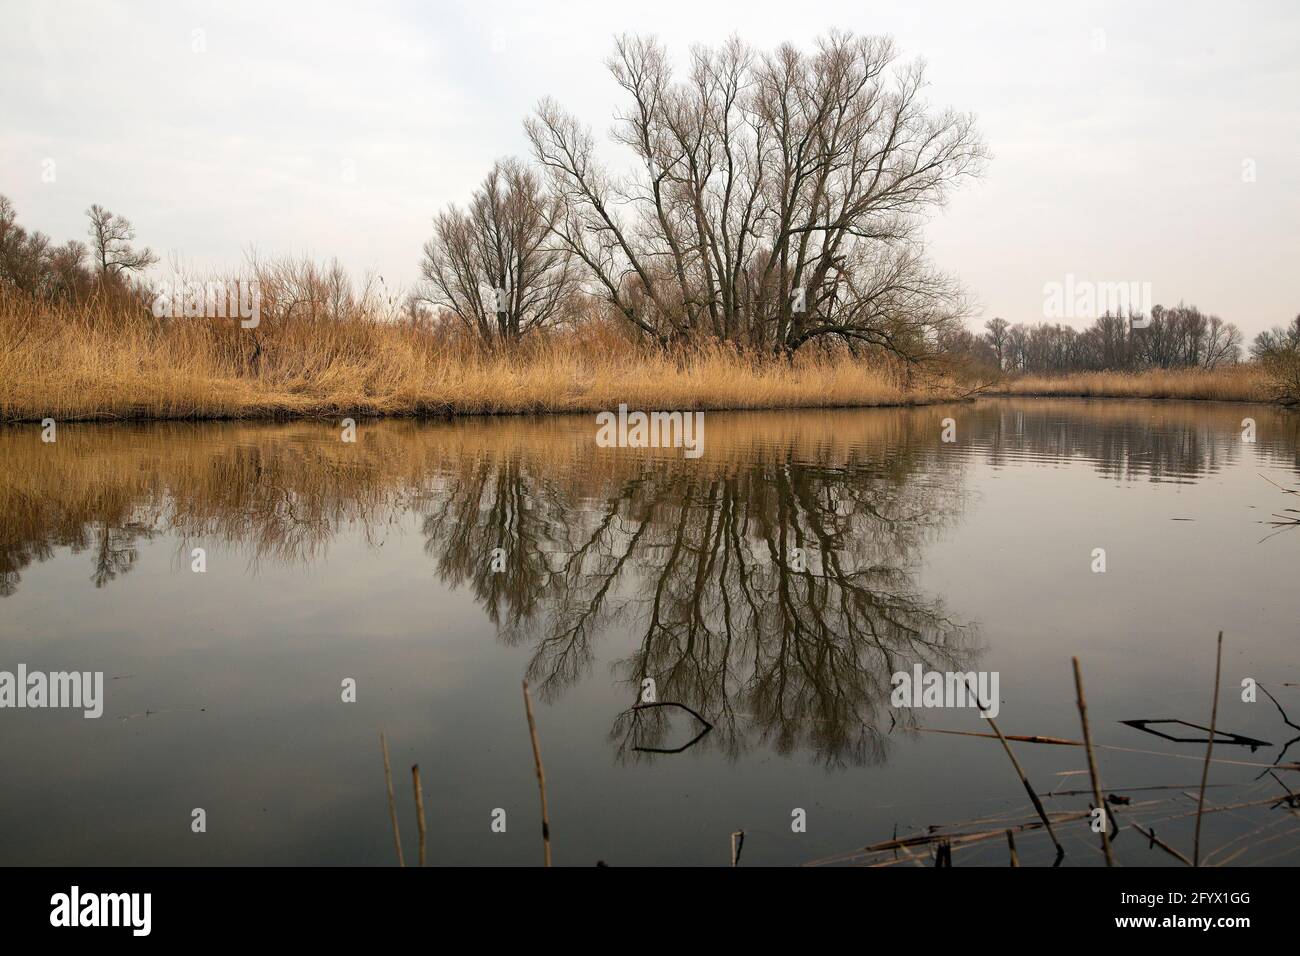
[1005, 323, 1029, 372]
[419, 158, 576, 345]
[86, 204, 157, 277]
[1202, 314, 1243, 369]
[45, 240, 93, 300]
[1251, 314, 1300, 360]
[527, 32, 986, 357]
[1253, 314, 1300, 406]
[247, 254, 394, 324]
[982, 317, 1009, 371]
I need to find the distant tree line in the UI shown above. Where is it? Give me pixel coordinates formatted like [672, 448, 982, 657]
[939, 307, 1250, 375]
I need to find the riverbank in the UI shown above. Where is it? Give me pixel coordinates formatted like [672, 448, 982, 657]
[0, 290, 954, 422]
[0, 290, 1282, 422]
[989, 366, 1270, 403]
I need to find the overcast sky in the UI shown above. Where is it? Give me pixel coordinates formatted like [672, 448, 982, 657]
[3, 0, 1297, 336]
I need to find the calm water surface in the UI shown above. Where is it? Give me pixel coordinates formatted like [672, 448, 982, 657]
[1, 399, 1298, 865]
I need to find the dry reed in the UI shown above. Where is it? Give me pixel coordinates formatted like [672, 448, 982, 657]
[963, 675, 1065, 859]
[0, 287, 947, 422]
[1071, 657, 1115, 866]
[412, 764, 427, 867]
[379, 731, 404, 867]
[10, 285, 1277, 422]
[1193, 632, 1225, 866]
[993, 366, 1270, 403]
[521, 680, 552, 867]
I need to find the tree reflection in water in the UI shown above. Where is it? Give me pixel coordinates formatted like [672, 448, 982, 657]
[419, 422, 980, 768]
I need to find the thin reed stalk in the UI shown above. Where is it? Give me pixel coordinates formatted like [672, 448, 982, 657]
[1072, 657, 1115, 866]
[731, 830, 745, 867]
[1129, 822, 1193, 866]
[412, 764, 427, 867]
[522, 680, 552, 867]
[1194, 632, 1225, 866]
[380, 731, 404, 867]
[964, 676, 1065, 860]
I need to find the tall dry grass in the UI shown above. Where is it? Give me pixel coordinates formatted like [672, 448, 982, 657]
[1, 280, 1286, 422]
[0, 285, 946, 422]
[990, 366, 1271, 403]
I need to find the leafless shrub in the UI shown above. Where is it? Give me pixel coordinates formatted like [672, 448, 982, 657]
[418, 158, 577, 346]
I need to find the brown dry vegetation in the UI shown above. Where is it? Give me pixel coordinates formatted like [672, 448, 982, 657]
[0, 284, 1288, 424]
[990, 366, 1271, 403]
[0, 286, 954, 422]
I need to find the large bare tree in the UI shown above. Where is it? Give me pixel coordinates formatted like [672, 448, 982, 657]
[419, 157, 576, 345]
[526, 32, 986, 356]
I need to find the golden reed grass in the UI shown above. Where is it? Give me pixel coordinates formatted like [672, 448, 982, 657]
[0, 286, 1280, 421]
[991, 366, 1270, 403]
[0, 287, 945, 422]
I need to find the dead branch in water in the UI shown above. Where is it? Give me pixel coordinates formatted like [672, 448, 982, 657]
[917, 727, 1081, 746]
[1256, 683, 1300, 779]
[922, 727, 1300, 771]
[805, 808, 1096, 866]
[1046, 783, 1236, 798]
[1161, 793, 1300, 821]
[818, 639, 1297, 868]
[1128, 822, 1193, 866]
[1267, 772, 1300, 810]
[1259, 473, 1299, 495]
[624, 700, 714, 754]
